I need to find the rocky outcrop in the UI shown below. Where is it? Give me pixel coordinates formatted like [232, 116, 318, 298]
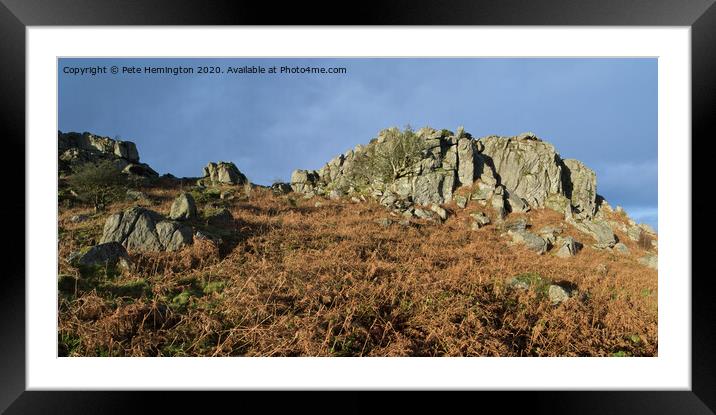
[477, 133, 564, 208]
[288, 127, 604, 222]
[101, 207, 193, 252]
[58, 131, 157, 178]
[201, 162, 248, 186]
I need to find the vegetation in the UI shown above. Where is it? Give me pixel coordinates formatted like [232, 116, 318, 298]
[58, 181, 658, 357]
[348, 126, 426, 189]
[65, 159, 128, 211]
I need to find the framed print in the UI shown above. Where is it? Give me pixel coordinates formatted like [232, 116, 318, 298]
[2, 0, 711, 413]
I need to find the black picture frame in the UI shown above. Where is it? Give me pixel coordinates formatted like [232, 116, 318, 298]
[2, 0, 710, 413]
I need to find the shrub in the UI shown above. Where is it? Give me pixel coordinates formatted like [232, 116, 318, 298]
[347, 126, 426, 189]
[66, 159, 128, 211]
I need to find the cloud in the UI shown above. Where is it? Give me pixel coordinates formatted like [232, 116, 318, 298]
[591, 159, 657, 207]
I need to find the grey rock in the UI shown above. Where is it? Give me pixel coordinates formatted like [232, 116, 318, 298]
[329, 189, 344, 200]
[205, 208, 233, 225]
[627, 225, 643, 242]
[101, 206, 192, 252]
[430, 204, 448, 221]
[413, 208, 434, 220]
[506, 190, 530, 213]
[613, 242, 630, 255]
[290, 169, 320, 194]
[639, 254, 658, 270]
[572, 219, 617, 249]
[544, 193, 571, 216]
[490, 194, 507, 220]
[169, 193, 197, 221]
[548, 285, 571, 305]
[454, 195, 468, 209]
[379, 192, 398, 207]
[203, 162, 248, 186]
[469, 212, 491, 229]
[471, 181, 495, 201]
[639, 223, 657, 235]
[509, 229, 549, 254]
[504, 218, 529, 232]
[554, 236, 580, 258]
[561, 159, 597, 220]
[122, 163, 159, 178]
[156, 220, 194, 251]
[456, 137, 477, 185]
[478, 134, 563, 208]
[58, 131, 145, 175]
[76, 242, 129, 267]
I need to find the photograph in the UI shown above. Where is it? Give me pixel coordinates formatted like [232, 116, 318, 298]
[56, 57, 659, 358]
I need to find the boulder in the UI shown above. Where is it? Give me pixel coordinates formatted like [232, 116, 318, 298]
[554, 236, 580, 258]
[627, 225, 642, 242]
[506, 190, 530, 213]
[503, 218, 529, 232]
[100, 207, 192, 252]
[639, 254, 658, 270]
[471, 181, 495, 201]
[169, 193, 198, 221]
[469, 212, 491, 230]
[572, 219, 617, 249]
[613, 242, 630, 255]
[205, 208, 234, 225]
[509, 229, 549, 254]
[490, 194, 507, 220]
[538, 226, 562, 245]
[122, 163, 159, 178]
[454, 195, 468, 209]
[430, 204, 448, 221]
[290, 169, 320, 193]
[413, 208, 435, 220]
[76, 242, 129, 268]
[203, 162, 248, 186]
[548, 284, 571, 305]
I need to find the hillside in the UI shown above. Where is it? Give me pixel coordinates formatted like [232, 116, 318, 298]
[57, 128, 658, 357]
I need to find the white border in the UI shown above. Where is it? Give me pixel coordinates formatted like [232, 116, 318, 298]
[27, 27, 691, 390]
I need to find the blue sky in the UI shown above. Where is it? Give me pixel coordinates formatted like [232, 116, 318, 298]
[58, 58, 657, 228]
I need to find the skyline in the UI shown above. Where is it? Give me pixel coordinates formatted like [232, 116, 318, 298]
[58, 58, 657, 228]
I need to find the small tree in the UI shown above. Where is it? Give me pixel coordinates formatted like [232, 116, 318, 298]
[348, 126, 426, 189]
[66, 159, 128, 211]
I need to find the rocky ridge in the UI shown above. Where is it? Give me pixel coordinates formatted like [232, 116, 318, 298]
[289, 126, 656, 263]
[58, 131, 158, 178]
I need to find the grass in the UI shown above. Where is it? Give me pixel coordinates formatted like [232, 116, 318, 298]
[57, 182, 658, 357]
